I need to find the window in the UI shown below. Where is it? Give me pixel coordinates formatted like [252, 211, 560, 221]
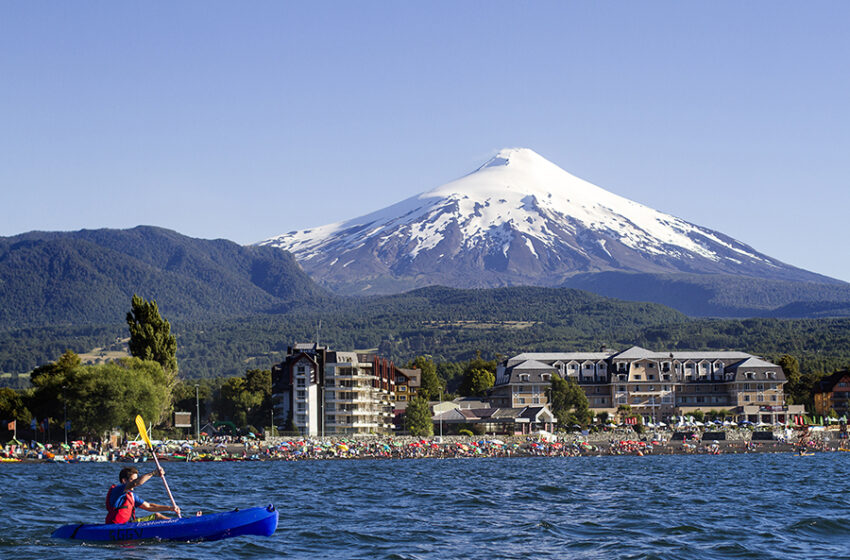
[296, 379, 306, 388]
[398, 395, 407, 401]
[618, 385, 626, 392]
[296, 390, 306, 399]
[744, 395, 750, 402]
[398, 386, 407, 392]
[770, 395, 777, 402]
[648, 375, 656, 380]
[634, 375, 642, 381]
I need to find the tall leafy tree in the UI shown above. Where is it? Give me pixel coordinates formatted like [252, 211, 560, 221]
[216, 373, 268, 430]
[28, 349, 81, 421]
[549, 373, 591, 426]
[126, 294, 178, 378]
[458, 352, 497, 397]
[404, 395, 433, 437]
[458, 368, 495, 397]
[0, 388, 30, 425]
[777, 354, 802, 404]
[64, 357, 170, 436]
[408, 356, 442, 400]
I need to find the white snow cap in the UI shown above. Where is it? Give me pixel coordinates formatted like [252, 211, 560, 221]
[262, 147, 765, 264]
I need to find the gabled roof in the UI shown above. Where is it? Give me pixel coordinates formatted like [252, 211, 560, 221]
[729, 357, 780, 369]
[611, 346, 656, 360]
[519, 406, 556, 422]
[512, 359, 556, 371]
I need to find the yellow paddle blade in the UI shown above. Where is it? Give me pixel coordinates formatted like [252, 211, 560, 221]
[135, 415, 153, 449]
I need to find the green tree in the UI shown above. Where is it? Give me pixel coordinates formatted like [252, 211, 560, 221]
[408, 356, 442, 400]
[437, 362, 465, 394]
[778, 354, 801, 404]
[549, 374, 591, 426]
[459, 368, 495, 397]
[64, 358, 170, 436]
[217, 375, 264, 430]
[0, 388, 30, 425]
[27, 349, 81, 421]
[404, 395, 433, 437]
[127, 294, 178, 377]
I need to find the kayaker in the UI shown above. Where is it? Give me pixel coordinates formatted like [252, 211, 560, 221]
[105, 466, 181, 524]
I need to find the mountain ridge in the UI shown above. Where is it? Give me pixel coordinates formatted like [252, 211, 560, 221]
[0, 226, 330, 327]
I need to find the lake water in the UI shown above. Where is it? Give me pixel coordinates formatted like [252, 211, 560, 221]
[2, 453, 849, 559]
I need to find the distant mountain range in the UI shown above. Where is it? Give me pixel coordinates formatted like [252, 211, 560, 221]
[0, 226, 328, 328]
[2, 149, 849, 328]
[261, 148, 850, 316]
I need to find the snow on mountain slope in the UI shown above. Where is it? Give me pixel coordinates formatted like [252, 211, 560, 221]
[260, 148, 834, 295]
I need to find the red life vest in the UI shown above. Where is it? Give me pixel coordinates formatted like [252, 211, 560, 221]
[105, 484, 136, 524]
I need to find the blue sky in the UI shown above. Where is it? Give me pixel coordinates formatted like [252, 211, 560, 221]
[2, 2, 849, 281]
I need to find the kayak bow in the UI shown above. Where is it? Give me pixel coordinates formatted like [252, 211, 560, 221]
[52, 504, 278, 542]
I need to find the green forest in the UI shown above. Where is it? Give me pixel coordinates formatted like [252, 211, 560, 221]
[2, 286, 850, 385]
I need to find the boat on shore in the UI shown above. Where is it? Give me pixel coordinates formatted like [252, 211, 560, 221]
[52, 504, 278, 542]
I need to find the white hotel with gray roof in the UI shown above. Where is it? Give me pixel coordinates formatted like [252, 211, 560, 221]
[493, 346, 804, 425]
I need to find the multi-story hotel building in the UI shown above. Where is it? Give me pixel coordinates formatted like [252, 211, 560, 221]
[271, 344, 396, 436]
[494, 346, 802, 424]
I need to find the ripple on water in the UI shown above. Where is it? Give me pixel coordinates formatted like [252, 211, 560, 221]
[5, 454, 850, 559]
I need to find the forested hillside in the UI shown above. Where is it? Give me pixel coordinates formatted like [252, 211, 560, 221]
[0, 226, 329, 327]
[2, 286, 849, 383]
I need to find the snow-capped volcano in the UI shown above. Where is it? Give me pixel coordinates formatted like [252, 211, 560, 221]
[260, 148, 833, 295]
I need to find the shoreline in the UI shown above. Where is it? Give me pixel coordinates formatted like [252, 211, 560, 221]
[2, 434, 843, 463]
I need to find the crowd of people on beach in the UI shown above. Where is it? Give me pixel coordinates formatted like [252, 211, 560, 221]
[1, 426, 846, 463]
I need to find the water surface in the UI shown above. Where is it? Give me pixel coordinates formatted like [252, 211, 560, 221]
[2, 453, 848, 559]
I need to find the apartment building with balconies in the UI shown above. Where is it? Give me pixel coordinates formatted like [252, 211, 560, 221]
[271, 344, 396, 436]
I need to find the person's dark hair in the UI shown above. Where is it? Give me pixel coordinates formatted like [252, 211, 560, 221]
[119, 467, 139, 482]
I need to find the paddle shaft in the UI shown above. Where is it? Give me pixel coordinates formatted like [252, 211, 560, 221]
[149, 451, 181, 518]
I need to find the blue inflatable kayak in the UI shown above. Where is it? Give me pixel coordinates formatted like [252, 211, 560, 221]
[52, 504, 278, 542]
